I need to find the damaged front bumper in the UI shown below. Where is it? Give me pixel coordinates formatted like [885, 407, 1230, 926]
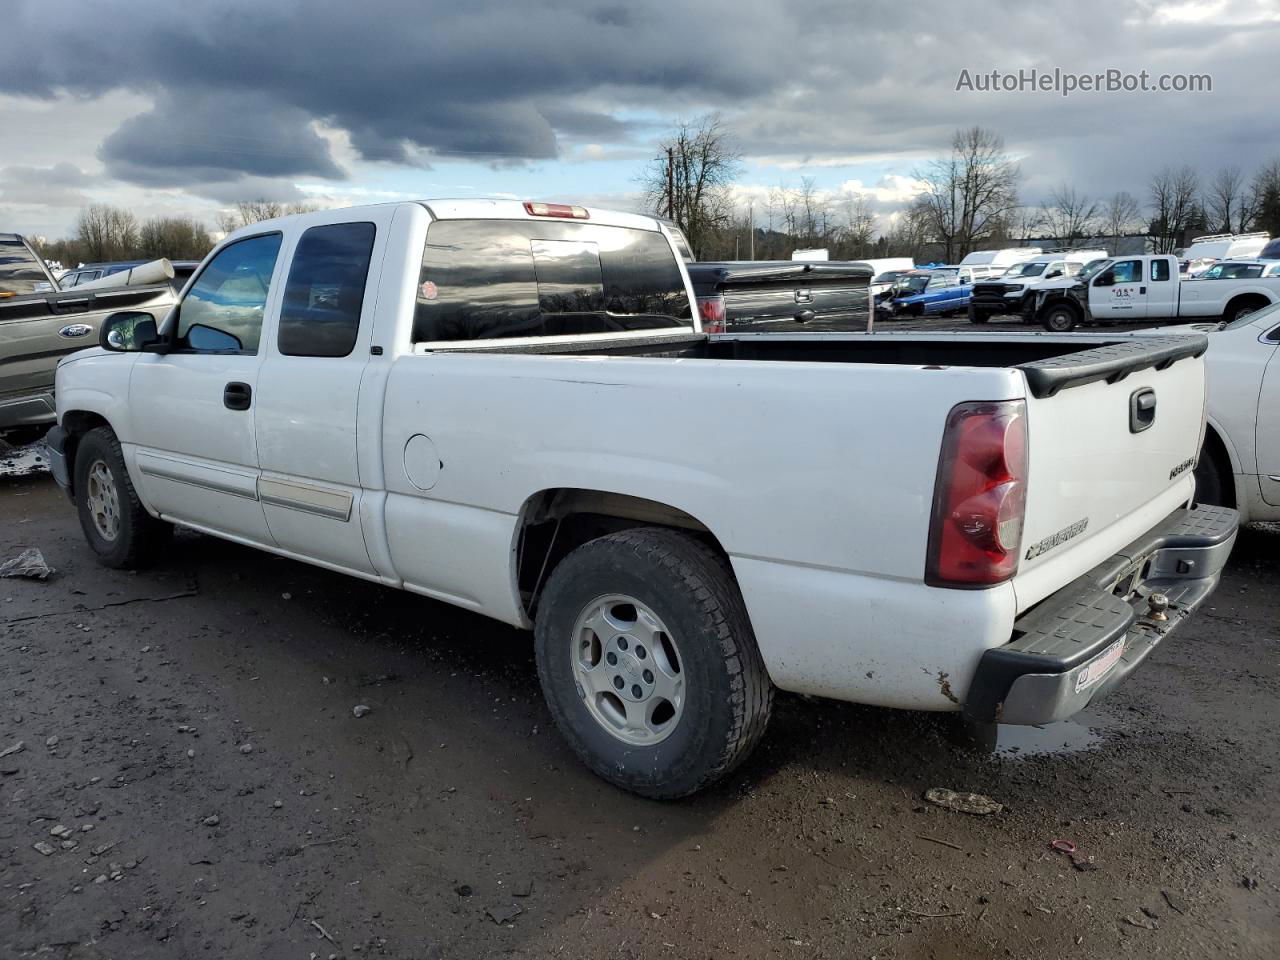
[965, 504, 1237, 725]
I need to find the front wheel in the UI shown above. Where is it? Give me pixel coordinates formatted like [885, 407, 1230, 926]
[534, 528, 773, 799]
[74, 427, 171, 568]
[1041, 304, 1079, 332]
[967, 306, 989, 324]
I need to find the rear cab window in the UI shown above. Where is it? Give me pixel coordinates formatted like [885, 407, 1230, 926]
[0, 239, 51, 299]
[412, 220, 691, 345]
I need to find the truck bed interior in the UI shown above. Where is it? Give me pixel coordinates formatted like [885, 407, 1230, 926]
[440, 331, 1209, 399]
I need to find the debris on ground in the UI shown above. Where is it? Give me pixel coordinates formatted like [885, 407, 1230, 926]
[485, 903, 523, 925]
[0, 548, 54, 580]
[0, 741, 24, 759]
[353, 704, 372, 718]
[923, 788, 1003, 816]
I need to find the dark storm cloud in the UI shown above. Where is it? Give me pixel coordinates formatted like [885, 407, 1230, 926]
[98, 91, 344, 186]
[0, 0, 790, 183]
[0, 0, 1275, 201]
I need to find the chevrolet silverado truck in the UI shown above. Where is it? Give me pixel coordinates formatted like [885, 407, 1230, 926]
[1033, 254, 1280, 332]
[1, 233, 179, 433]
[47, 199, 1236, 798]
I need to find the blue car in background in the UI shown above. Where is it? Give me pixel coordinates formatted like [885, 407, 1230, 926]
[878, 269, 972, 318]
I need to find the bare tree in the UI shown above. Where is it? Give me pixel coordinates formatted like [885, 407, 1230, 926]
[137, 216, 214, 260]
[1006, 205, 1044, 243]
[1251, 158, 1280, 237]
[1039, 184, 1098, 247]
[1206, 167, 1253, 234]
[75, 204, 139, 262]
[1148, 166, 1200, 253]
[639, 114, 742, 257]
[911, 127, 1020, 262]
[1101, 192, 1142, 243]
[217, 199, 318, 233]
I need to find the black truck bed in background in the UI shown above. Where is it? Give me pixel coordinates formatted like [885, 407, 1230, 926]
[686, 260, 872, 331]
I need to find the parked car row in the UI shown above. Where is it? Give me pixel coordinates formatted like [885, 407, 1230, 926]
[43, 198, 1236, 799]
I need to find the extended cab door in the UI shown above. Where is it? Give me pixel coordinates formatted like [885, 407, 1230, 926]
[253, 214, 389, 576]
[1089, 258, 1148, 320]
[1143, 257, 1178, 318]
[128, 233, 284, 545]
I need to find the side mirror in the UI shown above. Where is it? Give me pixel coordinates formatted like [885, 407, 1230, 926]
[99, 311, 160, 352]
[1094, 273, 1114, 287]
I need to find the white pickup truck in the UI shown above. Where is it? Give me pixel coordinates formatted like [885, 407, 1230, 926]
[47, 200, 1236, 798]
[1033, 254, 1280, 331]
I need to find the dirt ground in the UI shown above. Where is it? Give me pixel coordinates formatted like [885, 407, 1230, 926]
[2, 452, 1278, 960]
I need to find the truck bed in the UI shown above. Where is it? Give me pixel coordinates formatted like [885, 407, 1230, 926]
[435, 330, 1208, 399]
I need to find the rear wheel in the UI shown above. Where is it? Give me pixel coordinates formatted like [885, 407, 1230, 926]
[534, 528, 773, 799]
[1225, 299, 1266, 324]
[74, 427, 171, 568]
[1041, 304, 1079, 332]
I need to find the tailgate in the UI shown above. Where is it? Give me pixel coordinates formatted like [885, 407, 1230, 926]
[1012, 335, 1209, 610]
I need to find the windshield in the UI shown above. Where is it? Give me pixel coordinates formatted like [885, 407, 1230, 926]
[892, 275, 930, 295]
[873, 270, 907, 283]
[1003, 261, 1047, 278]
[1078, 259, 1112, 281]
[1200, 262, 1264, 280]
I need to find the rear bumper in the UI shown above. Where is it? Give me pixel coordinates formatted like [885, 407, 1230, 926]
[45, 424, 73, 497]
[0, 391, 56, 430]
[965, 504, 1237, 725]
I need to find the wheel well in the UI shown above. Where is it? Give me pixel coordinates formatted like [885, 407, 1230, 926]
[515, 489, 730, 617]
[1039, 297, 1081, 319]
[1224, 293, 1269, 320]
[59, 411, 112, 496]
[1200, 424, 1236, 509]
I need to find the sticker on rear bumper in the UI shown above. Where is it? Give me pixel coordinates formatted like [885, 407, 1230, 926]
[1075, 637, 1126, 693]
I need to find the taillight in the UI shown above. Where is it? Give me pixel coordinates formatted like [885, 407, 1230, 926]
[698, 295, 727, 333]
[925, 400, 1028, 587]
[523, 201, 589, 220]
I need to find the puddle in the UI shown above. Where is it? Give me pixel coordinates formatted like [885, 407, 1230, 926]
[0, 440, 49, 478]
[992, 714, 1105, 758]
[951, 711, 1107, 758]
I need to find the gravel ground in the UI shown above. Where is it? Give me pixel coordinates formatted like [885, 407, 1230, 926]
[2, 453, 1278, 959]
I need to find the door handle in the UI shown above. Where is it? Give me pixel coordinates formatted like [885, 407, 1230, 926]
[223, 381, 252, 411]
[1140, 286, 1146, 294]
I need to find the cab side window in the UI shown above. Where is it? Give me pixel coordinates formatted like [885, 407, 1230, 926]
[278, 222, 376, 358]
[1151, 259, 1171, 282]
[175, 234, 282, 354]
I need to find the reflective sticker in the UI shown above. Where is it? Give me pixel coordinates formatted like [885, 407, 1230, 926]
[1075, 637, 1126, 693]
[420, 280, 438, 301]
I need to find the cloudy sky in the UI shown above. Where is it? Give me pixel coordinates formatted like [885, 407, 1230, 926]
[0, 0, 1275, 240]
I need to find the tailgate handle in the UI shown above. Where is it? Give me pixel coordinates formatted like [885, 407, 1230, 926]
[1130, 388, 1156, 433]
[794, 288, 812, 303]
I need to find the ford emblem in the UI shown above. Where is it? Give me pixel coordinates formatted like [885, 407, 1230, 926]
[58, 323, 94, 339]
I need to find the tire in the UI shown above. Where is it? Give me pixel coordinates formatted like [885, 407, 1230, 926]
[74, 426, 171, 569]
[1041, 304, 1079, 332]
[1225, 300, 1264, 324]
[967, 306, 989, 324]
[1193, 449, 1228, 507]
[534, 527, 773, 799]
